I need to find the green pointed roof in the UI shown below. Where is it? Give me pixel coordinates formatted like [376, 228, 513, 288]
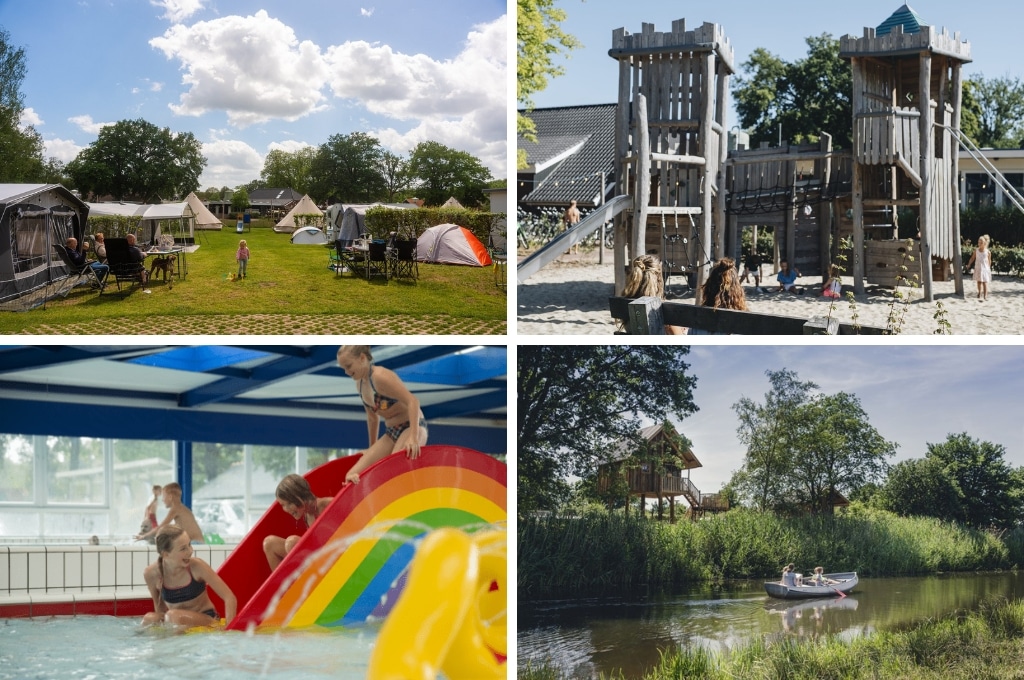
[876, 4, 926, 36]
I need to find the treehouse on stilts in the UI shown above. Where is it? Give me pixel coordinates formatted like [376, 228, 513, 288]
[840, 4, 971, 300]
[608, 20, 735, 298]
[596, 422, 728, 521]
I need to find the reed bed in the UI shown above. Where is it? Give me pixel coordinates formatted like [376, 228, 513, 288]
[518, 597, 1024, 680]
[519, 507, 1013, 597]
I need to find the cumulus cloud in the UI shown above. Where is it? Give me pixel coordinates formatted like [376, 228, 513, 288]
[324, 15, 506, 175]
[151, 0, 204, 23]
[44, 138, 85, 164]
[267, 139, 316, 153]
[360, 8, 374, 17]
[19, 107, 43, 129]
[200, 138, 264, 188]
[149, 10, 330, 128]
[69, 115, 115, 134]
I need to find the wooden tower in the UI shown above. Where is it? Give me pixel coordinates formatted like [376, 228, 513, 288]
[608, 19, 735, 296]
[840, 4, 971, 300]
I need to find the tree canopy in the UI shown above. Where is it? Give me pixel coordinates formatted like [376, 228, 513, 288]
[309, 132, 385, 204]
[963, 75, 1024, 148]
[0, 27, 48, 183]
[516, 0, 580, 168]
[260, 146, 317, 197]
[408, 140, 492, 207]
[66, 118, 205, 202]
[517, 346, 698, 515]
[731, 369, 895, 514]
[732, 34, 852, 148]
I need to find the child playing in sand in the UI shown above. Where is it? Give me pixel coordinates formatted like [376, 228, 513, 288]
[966, 234, 992, 301]
[236, 239, 250, 280]
[822, 265, 842, 299]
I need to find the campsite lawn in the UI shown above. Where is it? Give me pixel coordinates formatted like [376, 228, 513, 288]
[0, 224, 508, 335]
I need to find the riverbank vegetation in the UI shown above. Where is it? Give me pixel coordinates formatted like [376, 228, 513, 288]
[519, 506, 1022, 597]
[519, 596, 1024, 680]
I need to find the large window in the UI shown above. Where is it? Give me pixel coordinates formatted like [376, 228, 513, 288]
[1, 433, 354, 541]
[965, 173, 996, 210]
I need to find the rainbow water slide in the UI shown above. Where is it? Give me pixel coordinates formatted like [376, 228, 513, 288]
[212, 445, 506, 631]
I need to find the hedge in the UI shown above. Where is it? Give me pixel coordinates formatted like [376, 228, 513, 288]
[364, 207, 506, 245]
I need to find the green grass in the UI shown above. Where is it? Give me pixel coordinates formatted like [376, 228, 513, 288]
[0, 221, 507, 335]
[519, 597, 1024, 680]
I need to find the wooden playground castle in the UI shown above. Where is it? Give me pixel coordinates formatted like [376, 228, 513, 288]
[608, 6, 974, 302]
[596, 422, 728, 521]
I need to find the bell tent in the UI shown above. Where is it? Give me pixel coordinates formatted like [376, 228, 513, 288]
[0, 184, 91, 310]
[274, 195, 322, 233]
[416, 223, 492, 267]
[186, 192, 223, 230]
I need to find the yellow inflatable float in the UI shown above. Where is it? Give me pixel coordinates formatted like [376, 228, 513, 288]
[368, 527, 507, 680]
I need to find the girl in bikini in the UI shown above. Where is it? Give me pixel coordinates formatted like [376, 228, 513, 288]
[262, 474, 333, 569]
[337, 345, 428, 484]
[141, 525, 236, 628]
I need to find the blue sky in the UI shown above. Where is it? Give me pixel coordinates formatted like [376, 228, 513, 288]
[658, 344, 1024, 495]
[530, 0, 1024, 115]
[1, 0, 507, 189]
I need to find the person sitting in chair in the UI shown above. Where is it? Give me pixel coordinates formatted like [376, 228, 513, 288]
[126, 234, 149, 283]
[65, 237, 109, 286]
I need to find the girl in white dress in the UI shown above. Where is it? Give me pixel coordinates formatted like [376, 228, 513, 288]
[966, 234, 993, 301]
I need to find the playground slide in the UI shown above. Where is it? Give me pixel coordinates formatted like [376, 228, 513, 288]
[214, 445, 507, 632]
[516, 194, 633, 284]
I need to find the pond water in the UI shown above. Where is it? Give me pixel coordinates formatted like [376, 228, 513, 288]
[518, 571, 1024, 679]
[0, 615, 376, 680]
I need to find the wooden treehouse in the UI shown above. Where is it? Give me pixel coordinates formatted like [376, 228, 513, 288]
[597, 422, 728, 521]
[608, 19, 735, 297]
[840, 4, 971, 300]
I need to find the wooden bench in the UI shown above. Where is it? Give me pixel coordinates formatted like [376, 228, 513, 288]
[609, 296, 888, 335]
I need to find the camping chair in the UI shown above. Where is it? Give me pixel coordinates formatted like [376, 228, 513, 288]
[105, 237, 147, 294]
[52, 244, 105, 294]
[488, 229, 507, 291]
[366, 240, 388, 282]
[390, 238, 418, 281]
[330, 239, 363, 277]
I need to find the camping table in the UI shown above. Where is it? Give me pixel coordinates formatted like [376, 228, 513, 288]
[144, 244, 198, 283]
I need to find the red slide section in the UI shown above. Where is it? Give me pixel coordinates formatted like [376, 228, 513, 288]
[207, 455, 359, 624]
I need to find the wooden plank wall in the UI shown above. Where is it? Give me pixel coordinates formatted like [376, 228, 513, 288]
[865, 240, 923, 287]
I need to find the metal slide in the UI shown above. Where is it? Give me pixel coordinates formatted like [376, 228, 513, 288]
[516, 195, 633, 284]
[943, 125, 1024, 214]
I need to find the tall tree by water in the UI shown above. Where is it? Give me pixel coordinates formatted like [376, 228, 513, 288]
[66, 119, 205, 202]
[517, 346, 698, 515]
[0, 27, 46, 182]
[407, 141, 491, 207]
[516, 0, 580, 168]
[924, 432, 1022, 530]
[732, 34, 852, 148]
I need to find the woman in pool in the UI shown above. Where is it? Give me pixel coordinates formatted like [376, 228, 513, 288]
[262, 474, 333, 569]
[337, 345, 427, 484]
[142, 525, 236, 628]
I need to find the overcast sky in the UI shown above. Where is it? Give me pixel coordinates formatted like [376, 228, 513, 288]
[530, 0, 1023, 118]
[657, 343, 1024, 495]
[2, 0, 507, 188]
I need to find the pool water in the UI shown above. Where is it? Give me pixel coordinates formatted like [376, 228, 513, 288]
[0, 615, 376, 679]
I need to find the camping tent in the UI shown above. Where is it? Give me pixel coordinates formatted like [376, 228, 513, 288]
[290, 226, 328, 244]
[274, 195, 322, 233]
[416, 223, 492, 267]
[0, 184, 91, 310]
[186, 192, 222, 230]
[87, 200, 195, 243]
[329, 202, 418, 242]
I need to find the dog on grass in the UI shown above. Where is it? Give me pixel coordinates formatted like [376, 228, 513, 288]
[149, 254, 176, 282]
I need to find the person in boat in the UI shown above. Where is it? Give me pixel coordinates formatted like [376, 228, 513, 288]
[781, 563, 798, 587]
[262, 474, 333, 570]
[809, 566, 837, 586]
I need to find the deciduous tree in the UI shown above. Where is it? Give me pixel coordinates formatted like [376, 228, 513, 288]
[408, 141, 491, 207]
[963, 76, 1024, 148]
[926, 432, 1021, 529]
[518, 346, 698, 515]
[0, 27, 46, 182]
[310, 132, 384, 204]
[260, 146, 317, 197]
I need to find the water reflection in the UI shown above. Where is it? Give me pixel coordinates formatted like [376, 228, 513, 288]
[518, 572, 1024, 679]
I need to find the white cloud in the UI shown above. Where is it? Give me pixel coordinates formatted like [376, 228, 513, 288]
[149, 10, 330, 128]
[20, 107, 43, 129]
[324, 15, 506, 176]
[44, 138, 85, 164]
[69, 115, 115, 134]
[151, 0, 204, 23]
[267, 139, 316, 153]
[200, 138, 264, 188]
[360, 8, 374, 17]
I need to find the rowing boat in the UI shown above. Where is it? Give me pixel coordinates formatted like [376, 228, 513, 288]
[764, 571, 858, 599]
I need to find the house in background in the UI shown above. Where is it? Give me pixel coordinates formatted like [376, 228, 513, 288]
[517, 104, 616, 213]
[596, 421, 728, 521]
[959, 149, 1024, 210]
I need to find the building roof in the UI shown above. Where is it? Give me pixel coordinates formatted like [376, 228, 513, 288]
[876, 4, 925, 36]
[248, 188, 303, 206]
[602, 421, 701, 469]
[518, 104, 616, 207]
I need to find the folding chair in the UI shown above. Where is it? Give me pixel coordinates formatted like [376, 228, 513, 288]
[365, 240, 388, 281]
[488, 229, 507, 291]
[331, 239, 363, 277]
[390, 238, 419, 281]
[105, 238, 147, 294]
[52, 244, 105, 294]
